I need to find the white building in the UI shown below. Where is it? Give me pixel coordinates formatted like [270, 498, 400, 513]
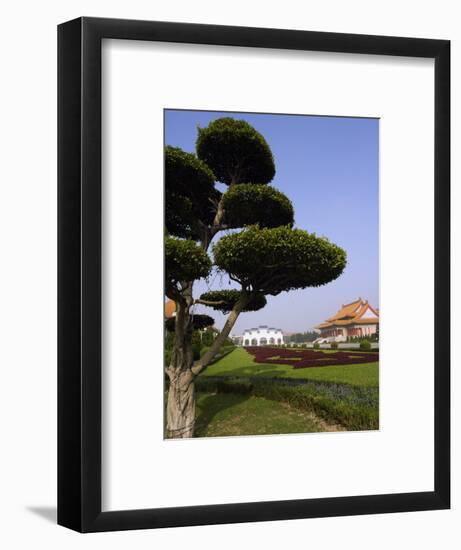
[238, 325, 284, 346]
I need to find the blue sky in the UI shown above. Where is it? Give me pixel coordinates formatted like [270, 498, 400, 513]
[165, 109, 379, 334]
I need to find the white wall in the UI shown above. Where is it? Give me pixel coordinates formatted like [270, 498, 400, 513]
[243, 327, 284, 345]
[0, 1, 458, 548]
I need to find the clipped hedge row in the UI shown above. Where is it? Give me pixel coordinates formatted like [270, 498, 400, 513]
[195, 376, 379, 431]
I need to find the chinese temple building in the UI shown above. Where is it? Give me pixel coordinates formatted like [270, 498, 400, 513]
[315, 298, 379, 342]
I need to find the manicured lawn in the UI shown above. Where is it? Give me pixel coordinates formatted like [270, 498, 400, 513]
[194, 392, 340, 437]
[180, 348, 379, 438]
[201, 348, 379, 387]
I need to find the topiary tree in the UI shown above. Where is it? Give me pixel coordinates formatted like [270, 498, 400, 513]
[164, 117, 347, 438]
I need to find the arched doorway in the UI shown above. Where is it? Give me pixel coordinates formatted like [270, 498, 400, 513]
[269, 337, 275, 344]
[260, 337, 267, 346]
[251, 338, 257, 346]
[244, 339, 250, 346]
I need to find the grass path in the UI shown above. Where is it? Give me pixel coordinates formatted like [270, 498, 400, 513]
[195, 392, 343, 437]
[202, 348, 379, 387]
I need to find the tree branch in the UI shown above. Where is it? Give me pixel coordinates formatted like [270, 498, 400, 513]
[191, 293, 249, 376]
[194, 298, 227, 307]
[228, 273, 244, 285]
[165, 284, 186, 305]
[212, 224, 229, 232]
[208, 181, 236, 242]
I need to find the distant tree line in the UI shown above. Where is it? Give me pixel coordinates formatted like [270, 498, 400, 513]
[286, 331, 319, 343]
[165, 326, 233, 366]
[286, 329, 379, 344]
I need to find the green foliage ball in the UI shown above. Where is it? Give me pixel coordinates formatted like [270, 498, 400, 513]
[165, 314, 215, 333]
[213, 225, 347, 295]
[165, 146, 215, 198]
[201, 328, 215, 347]
[199, 289, 267, 313]
[165, 146, 219, 239]
[196, 118, 275, 185]
[222, 184, 294, 229]
[165, 237, 212, 287]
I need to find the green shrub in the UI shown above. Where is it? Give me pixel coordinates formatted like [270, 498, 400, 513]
[330, 341, 338, 349]
[192, 330, 202, 360]
[360, 339, 371, 351]
[313, 342, 320, 349]
[254, 382, 378, 431]
[192, 343, 201, 360]
[201, 329, 214, 347]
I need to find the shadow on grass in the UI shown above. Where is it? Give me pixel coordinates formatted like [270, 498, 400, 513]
[194, 393, 250, 436]
[203, 365, 288, 378]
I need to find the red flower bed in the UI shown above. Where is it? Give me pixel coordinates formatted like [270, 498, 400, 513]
[244, 346, 378, 369]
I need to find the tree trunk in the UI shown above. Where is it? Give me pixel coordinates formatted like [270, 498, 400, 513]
[165, 290, 249, 437]
[165, 295, 196, 439]
[165, 368, 195, 438]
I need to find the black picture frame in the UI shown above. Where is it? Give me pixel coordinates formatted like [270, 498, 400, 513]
[58, 16, 450, 532]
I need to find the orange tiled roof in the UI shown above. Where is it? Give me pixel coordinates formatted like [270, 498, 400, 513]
[354, 318, 379, 325]
[315, 298, 379, 329]
[164, 299, 176, 318]
[326, 298, 363, 321]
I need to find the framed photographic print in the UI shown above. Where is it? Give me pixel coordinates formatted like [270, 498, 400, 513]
[58, 17, 450, 532]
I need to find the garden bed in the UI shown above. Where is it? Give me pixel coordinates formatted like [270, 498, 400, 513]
[245, 346, 379, 369]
